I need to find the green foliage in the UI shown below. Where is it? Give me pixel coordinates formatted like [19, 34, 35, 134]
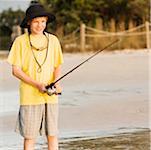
[0, 8, 24, 27]
[38, 0, 149, 33]
[0, 8, 25, 50]
[0, 0, 149, 50]
[0, 36, 11, 50]
[127, 0, 149, 21]
[0, 0, 149, 36]
[0, 8, 25, 35]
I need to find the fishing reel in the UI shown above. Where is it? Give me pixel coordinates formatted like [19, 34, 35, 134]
[45, 84, 61, 96]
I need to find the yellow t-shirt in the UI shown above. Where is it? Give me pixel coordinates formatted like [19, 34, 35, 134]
[7, 32, 63, 105]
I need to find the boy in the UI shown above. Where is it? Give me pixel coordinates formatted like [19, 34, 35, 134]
[7, 3, 63, 150]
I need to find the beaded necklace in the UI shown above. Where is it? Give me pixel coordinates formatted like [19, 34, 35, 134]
[29, 33, 49, 73]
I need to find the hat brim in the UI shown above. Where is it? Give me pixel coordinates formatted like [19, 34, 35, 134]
[20, 13, 56, 28]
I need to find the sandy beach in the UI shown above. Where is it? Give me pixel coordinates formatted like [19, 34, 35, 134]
[0, 50, 150, 149]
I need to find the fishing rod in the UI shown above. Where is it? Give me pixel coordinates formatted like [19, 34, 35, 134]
[45, 39, 120, 96]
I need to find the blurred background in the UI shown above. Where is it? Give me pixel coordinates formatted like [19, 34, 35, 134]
[0, 0, 150, 52]
[0, 1, 150, 149]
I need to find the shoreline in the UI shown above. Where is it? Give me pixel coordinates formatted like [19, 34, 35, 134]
[59, 129, 150, 150]
[0, 110, 148, 138]
[0, 130, 150, 149]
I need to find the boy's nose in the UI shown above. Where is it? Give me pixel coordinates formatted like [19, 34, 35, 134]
[38, 23, 42, 27]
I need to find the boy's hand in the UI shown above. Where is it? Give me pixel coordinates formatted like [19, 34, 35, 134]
[55, 84, 62, 94]
[45, 83, 62, 96]
[36, 83, 46, 93]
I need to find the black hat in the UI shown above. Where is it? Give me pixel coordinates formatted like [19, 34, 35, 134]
[20, 3, 55, 28]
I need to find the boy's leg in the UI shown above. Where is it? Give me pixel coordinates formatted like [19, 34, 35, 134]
[47, 136, 58, 150]
[45, 104, 59, 150]
[24, 138, 35, 150]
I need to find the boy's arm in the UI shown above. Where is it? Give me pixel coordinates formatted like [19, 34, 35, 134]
[12, 65, 46, 92]
[54, 65, 62, 93]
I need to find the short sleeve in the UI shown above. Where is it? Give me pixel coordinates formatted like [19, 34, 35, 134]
[7, 38, 22, 68]
[54, 37, 64, 68]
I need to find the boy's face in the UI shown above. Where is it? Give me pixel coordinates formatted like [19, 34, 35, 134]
[29, 16, 48, 35]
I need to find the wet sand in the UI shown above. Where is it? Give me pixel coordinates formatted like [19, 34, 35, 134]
[60, 130, 150, 150]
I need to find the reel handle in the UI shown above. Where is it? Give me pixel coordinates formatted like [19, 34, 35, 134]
[45, 83, 62, 96]
[45, 83, 55, 89]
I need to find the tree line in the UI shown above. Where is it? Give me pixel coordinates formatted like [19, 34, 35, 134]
[39, 0, 149, 34]
[0, 0, 149, 49]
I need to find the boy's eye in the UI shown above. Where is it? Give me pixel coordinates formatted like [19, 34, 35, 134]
[32, 20, 38, 23]
[42, 19, 47, 22]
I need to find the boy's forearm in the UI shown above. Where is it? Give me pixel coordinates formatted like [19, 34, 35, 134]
[54, 66, 62, 85]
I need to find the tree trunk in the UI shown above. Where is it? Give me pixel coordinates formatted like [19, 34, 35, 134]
[109, 18, 116, 32]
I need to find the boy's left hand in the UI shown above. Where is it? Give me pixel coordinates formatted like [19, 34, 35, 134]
[55, 84, 62, 94]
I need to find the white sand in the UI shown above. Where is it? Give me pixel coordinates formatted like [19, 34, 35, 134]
[0, 50, 149, 148]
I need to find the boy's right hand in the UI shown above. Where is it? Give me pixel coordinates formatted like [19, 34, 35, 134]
[36, 83, 46, 93]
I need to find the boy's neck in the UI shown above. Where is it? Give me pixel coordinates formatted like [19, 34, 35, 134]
[30, 32, 45, 37]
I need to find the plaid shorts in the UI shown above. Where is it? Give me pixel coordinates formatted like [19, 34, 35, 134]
[15, 104, 58, 139]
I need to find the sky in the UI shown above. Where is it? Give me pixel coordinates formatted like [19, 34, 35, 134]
[0, 0, 31, 12]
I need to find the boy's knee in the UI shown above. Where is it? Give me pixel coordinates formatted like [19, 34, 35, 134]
[24, 138, 35, 143]
[47, 135, 57, 140]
